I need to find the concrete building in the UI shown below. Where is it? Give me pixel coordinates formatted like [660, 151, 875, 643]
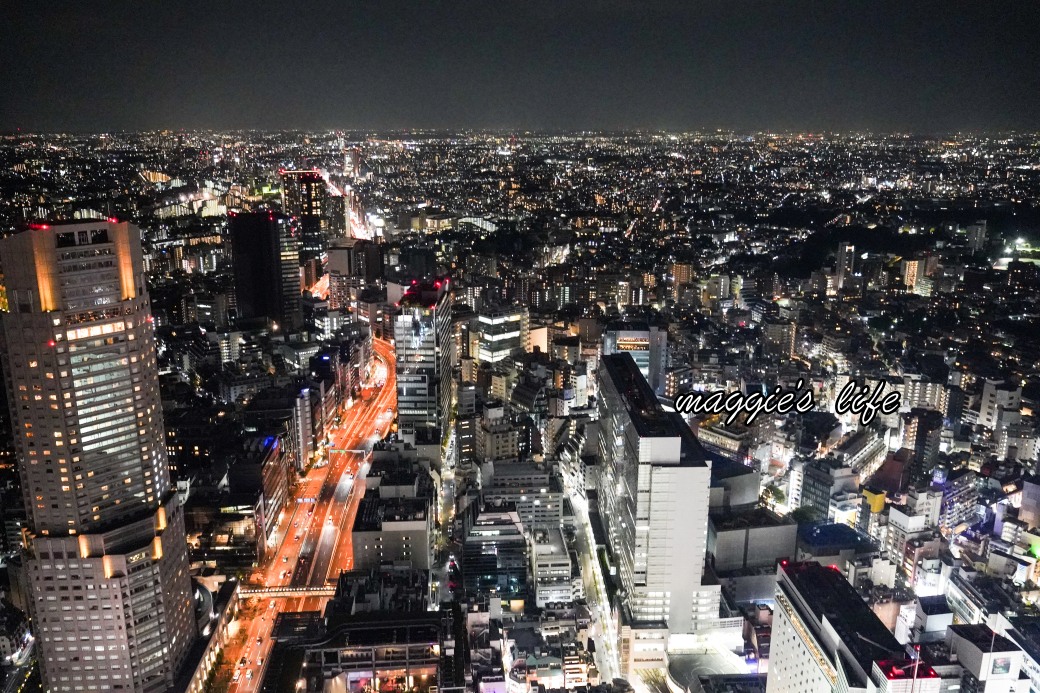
[229, 212, 302, 331]
[0, 221, 195, 692]
[280, 169, 328, 263]
[529, 527, 579, 607]
[979, 379, 1022, 432]
[945, 624, 1029, 693]
[767, 562, 908, 693]
[836, 242, 855, 290]
[901, 408, 943, 483]
[762, 318, 796, 359]
[478, 415, 520, 464]
[475, 304, 529, 365]
[597, 353, 719, 668]
[801, 458, 859, 523]
[461, 504, 527, 599]
[352, 493, 433, 571]
[483, 462, 564, 530]
[601, 321, 668, 395]
[394, 277, 453, 445]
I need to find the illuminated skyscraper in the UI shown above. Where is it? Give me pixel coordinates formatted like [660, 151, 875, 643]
[597, 353, 719, 674]
[394, 277, 453, 444]
[836, 241, 855, 289]
[280, 169, 328, 262]
[0, 221, 195, 692]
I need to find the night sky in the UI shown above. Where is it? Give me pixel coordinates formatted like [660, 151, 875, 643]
[4, 0, 1040, 133]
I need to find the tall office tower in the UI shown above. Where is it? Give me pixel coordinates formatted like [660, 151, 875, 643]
[229, 212, 302, 331]
[0, 221, 195, 692]
[901, 408, 943, 483]
[836, 242, 855, 289]
[601, 322, 667, 395]
[597, 354, 719, 675]
[768, 562, 920, 693]
[394, 277, 453, 445]
[455, 383, 478, 474]
[280, 169, 328, 263]
[475, 304, 529, 365]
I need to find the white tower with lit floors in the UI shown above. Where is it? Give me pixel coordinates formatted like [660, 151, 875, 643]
[0, 221, 195, 692]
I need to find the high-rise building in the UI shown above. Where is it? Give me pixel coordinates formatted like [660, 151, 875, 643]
[597, 353, 718, 674]
[229, 212, 302, 331]
[394, 277, 453, 445]
[0, 221, 195, 692]
[762, 318, 797, 359]
[280, 169, 328, 263]
[768, 562, 914, 693]
[475, 304, 529, 365]
[836, 241, 855, 289]
[901, 408, 943, 483]
[326, 238, 382, 311]
[601, 321, 667, 395]
[978, 378, 1022, 431]
[966, 221, 988, 254]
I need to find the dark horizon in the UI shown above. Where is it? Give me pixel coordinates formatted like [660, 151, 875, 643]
[6, 127, 1040, 138]
[4, 0, 1040, 134]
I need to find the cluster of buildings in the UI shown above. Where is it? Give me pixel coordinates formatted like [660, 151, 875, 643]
[1, 130, 1040, 693]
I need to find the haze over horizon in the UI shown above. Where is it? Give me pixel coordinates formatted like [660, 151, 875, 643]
[4, 0, 1040, 134]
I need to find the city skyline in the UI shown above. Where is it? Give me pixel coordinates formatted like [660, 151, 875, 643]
[3, 97, 1040, 693]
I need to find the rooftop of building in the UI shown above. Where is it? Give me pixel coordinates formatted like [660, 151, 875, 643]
[709, 455, 757, 482]
[605, 320, 652, 332]
[874, 659, 939, 681]
[367, 458, 433, 493]
[780, 562, 903, 678]
[917, 595, 952, 616]
[398, 276, 451, 308]
[948, 623, 1020, 654]
[353, 492, 429, 531]
[711, 506, 792, 531]
[601, 353, 708, 467]
[797, 523, 877, 554]
[1007, 616, 1040, 661]
[325, 568, 431, 623]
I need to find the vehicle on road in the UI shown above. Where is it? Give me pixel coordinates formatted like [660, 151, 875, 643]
[283, 556, 289, 562]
